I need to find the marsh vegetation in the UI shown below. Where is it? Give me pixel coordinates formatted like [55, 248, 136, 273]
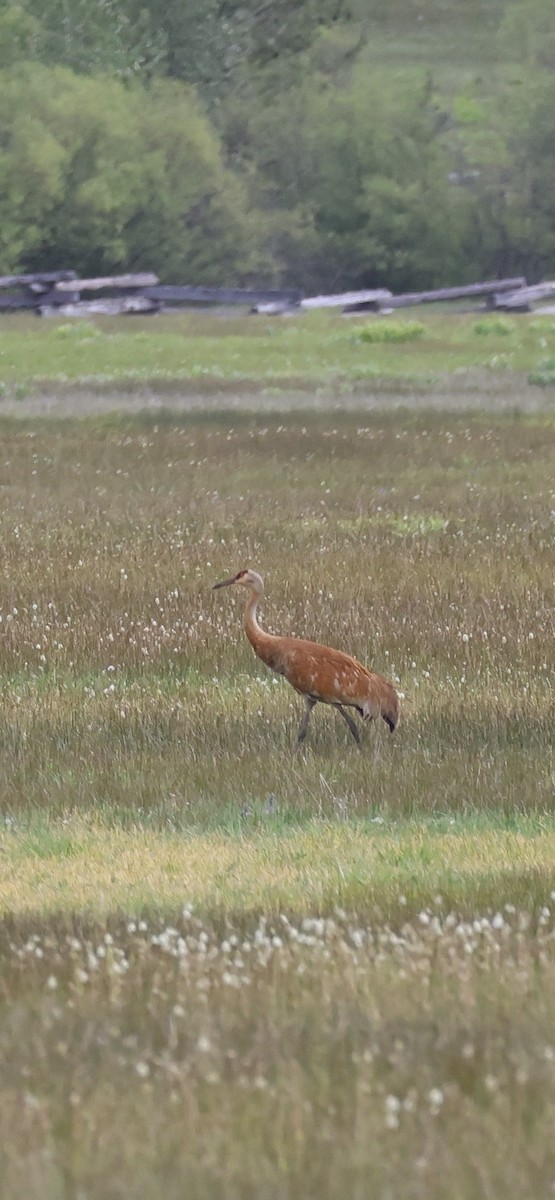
[0, 406, 551, 831]
[4, 904, 555, 1199]
[0, 331, 553, 1195]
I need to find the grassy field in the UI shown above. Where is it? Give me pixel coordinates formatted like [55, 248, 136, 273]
[356, 0, 548, 100]
[0, 404, 552, 831]
[0, 312, 554, 1195]
[1, 309, 555, 404]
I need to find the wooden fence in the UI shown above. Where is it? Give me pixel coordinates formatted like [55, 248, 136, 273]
[0, 273, 302, 315]
[0, 270, 550, 316]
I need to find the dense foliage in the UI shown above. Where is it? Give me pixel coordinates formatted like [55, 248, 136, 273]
[0, 0, 554, 287]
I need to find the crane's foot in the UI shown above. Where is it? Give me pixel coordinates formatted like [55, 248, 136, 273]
[294, 727, 311, 756]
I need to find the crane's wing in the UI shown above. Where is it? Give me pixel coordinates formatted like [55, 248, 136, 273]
[254, 634, 399, 729]
[271, 638, 374, 703]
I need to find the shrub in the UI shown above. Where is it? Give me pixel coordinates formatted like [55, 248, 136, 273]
[56, 321, 101, 340]
[358, 320, 425, 344]
[473, 317, 515, 336]
[528, 357, 555, 386]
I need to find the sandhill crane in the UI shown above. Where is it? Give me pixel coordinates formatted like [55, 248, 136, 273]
[212, 569, 399, 747]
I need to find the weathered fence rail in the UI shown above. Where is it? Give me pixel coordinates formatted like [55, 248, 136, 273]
[54, 273, 159, 293]
[143, 284, 303, 307]
[374, 278, 527, 311]
[491, 282, 555, 311]
[0, 271, 78, 290]
[300, 289, 392, 312]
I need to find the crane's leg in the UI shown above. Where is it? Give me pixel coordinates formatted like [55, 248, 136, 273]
[336, 704, 361, 746]
[296, 697, 317, 746]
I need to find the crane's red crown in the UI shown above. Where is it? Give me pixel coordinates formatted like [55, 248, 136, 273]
[212, 568, 264, 592]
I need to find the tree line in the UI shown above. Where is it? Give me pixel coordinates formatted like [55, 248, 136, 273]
[1, 0, 554, 289]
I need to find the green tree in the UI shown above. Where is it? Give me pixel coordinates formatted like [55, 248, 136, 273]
[20, 0, 165, 78]
[501, 78, 555, 278]
[500, 0, 555, 72]
[0, 65, 264, 280]
[18, 0, 353, 92]
[0, 2, 39, 67]
[229, 69, 470, 290]
[231, 0, 349, 66]
[122, 79, 266, 282]
[442, 73, 543, 281]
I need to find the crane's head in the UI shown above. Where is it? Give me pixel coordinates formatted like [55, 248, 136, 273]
[212, 568, 264, 594]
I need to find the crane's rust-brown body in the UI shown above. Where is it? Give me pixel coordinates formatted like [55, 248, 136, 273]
[213, 569, 399, 746]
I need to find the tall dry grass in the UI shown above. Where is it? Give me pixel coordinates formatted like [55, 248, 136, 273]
[2, 904, 555, 1199]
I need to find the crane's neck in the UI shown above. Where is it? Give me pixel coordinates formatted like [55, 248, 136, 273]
[244, 586, 275, 656]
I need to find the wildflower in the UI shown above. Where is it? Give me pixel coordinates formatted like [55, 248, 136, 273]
[384, 1095, 401, 1129]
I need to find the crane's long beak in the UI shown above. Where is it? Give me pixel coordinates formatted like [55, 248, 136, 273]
[212, 575, 237, 590]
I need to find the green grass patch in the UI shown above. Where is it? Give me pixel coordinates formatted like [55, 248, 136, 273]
[473, 317, 516, 336]
[528, 357, 555, 386]
[2, 813, 555, 919]
[357, 319, 426, 343]
[1, 309, 555, 400]
[55, 321, 102, 341]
